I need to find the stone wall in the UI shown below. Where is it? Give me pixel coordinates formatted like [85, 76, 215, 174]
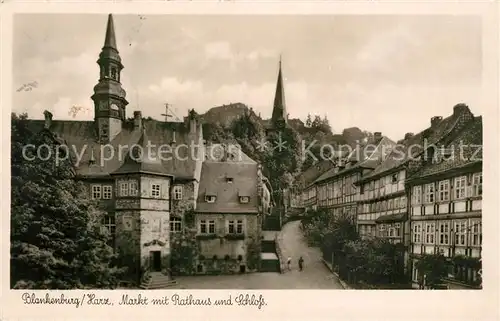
[115, 210, 141, 281]
[140, 210, 170, 272]
[171, 181, 196, 219]
[195, 213, 260, 274]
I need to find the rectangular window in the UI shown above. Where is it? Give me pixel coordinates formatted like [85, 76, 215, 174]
[424, 183, 434, 203]
[413, 186, 422, 205]
[129, 180, 138, 196]
[438, 180, 450, 202]
[413, 223, 422, 243]
[392, 173, 398, 183]
[424, 222, 435, 244]
[400, 196, 407, 209]
[228, 220, 235, 234]
[470, 221, 482, 246]
[102, 185, 112, 199]
[151, 184, 161, 198]
[170, 217, 182, 232]
[208, 220, 215, 234]
[454, 176, 467, 200]
[472, 173, 482, 197]
[102, 214, 116, 246]
[395, 223, 401, 237]
[438, 222, 450, 245]
[120, 182, 128, 197]
[388, 199, 393, 210]
[200, 220, 207, 234]
[236, 220, 243, 234]
[454, 221, 467, 246]
[91, 184, 102, 199]
[173, 186, 183, 200]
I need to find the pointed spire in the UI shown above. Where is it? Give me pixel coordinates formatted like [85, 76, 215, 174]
[272, 56, 287, 126]
[103, 14, 117, 50]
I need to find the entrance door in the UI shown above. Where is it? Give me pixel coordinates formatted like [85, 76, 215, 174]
[150, 251, 162, 271]
[239, 265, 246, 273]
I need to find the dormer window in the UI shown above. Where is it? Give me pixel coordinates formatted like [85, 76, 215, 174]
[205, 195, 216, 203]
[226, 177, 234, 183]
[239, 196, 250, 203]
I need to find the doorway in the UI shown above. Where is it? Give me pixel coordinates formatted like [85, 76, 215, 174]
[150, 251, 162, 271]
[239, 265, 246, 273]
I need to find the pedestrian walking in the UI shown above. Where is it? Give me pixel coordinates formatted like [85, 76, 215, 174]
[298, 256, 304, 271]
[287, 256, 292, 271]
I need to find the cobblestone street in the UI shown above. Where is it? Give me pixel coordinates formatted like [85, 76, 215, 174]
[174, 221, 344, 289]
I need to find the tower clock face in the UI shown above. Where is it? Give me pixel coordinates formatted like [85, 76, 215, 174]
[110, 103, 119, 110]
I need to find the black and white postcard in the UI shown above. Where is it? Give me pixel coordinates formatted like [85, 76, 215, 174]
[1, 2, 499, 321]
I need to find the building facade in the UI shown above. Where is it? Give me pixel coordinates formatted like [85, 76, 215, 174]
[407, 112, 482, 289]
[311, 133, 395, 220]
[356, 168, 408, 242]
[194, 155, 270, 274]
[27, 14, 272, 282]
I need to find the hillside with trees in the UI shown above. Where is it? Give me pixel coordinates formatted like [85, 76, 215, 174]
[201, 104, 372, 191]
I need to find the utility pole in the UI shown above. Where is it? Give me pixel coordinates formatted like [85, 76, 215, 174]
[161, 103, 173, 123]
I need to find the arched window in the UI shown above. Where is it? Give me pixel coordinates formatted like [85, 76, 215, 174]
[111, 68, 117, 80]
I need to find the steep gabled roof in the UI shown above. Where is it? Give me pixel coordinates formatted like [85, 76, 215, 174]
[359, 104, 476, 183]
[295, 159, 336, 188]
[196, 161, 259, 214]
[409, 116, 482, 179]
[204, 143, 256, 163]
[27, 117, 202, 180]
[312, 136, 396, 185]
[113, 128, 172, 176]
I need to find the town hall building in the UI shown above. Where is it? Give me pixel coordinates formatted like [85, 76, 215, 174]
[27, 14, 272, 287]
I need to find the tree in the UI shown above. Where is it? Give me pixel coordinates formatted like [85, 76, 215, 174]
[311, 115, 322, 129]
[263, 126, 303, 192]
[305, 114, 312, 127]
[415, 253, 449, 288]
[246, 236, 261, 271]
[170, 228, 199, 276]
[10, 113, 124, 289]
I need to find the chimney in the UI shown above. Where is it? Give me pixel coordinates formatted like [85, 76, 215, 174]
[431, 116, 442, 127]
[133, 111, 142, 129]
[188, 109, 197, 134]
[404, 132, 414, 140]
[43, 110, 53, 129]
[374, 132, 382, 143]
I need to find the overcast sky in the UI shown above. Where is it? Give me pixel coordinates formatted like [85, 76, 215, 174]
[13, 14, 482, 140]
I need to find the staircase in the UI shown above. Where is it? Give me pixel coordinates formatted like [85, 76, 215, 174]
[260, 231, 281, 273]
[139, 272, 177, 289]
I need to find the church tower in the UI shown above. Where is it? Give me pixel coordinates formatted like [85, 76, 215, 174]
[271, 57, 288, 129]
[91, 14, 128, 143]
